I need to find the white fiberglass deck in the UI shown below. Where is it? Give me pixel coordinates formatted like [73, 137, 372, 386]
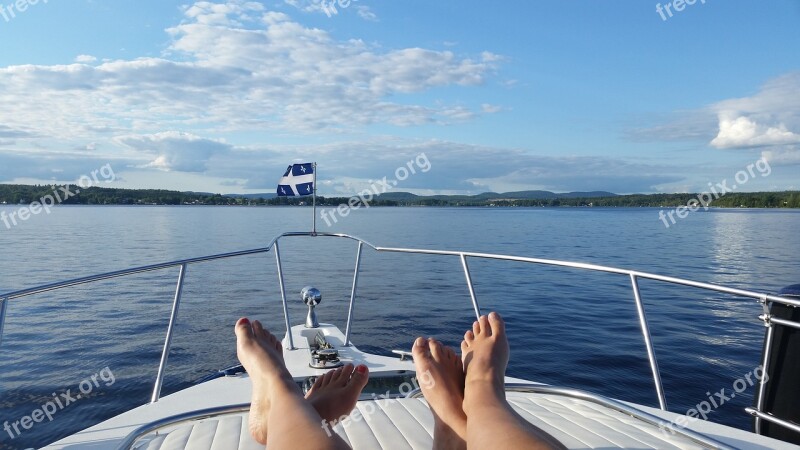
[46, 379, 796, 450]
[45, 324, 796, 450]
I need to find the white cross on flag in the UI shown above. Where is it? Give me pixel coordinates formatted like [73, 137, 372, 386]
[277, 163, 314, 196]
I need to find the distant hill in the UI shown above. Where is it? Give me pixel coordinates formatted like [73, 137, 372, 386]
[188, 189, 617, 201]
[376, 190, 617, 202]
[224, 192, 277, 200]
[210, 190, 618, 202]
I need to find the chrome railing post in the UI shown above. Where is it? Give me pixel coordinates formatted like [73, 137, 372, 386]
[151, 264, 187, 404]
[344, 241, 364, 346]
[0, 296, 8, 348]
[274, 241, 294, 350]
[754, 309, 774, 435]
[629, 273, 667, 410]
[460, 254, 481, 320]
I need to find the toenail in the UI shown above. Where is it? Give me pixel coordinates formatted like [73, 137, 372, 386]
[356, 365, 368, 374]
[239, 318, 249, 325]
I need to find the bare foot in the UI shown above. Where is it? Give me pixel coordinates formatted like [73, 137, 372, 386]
[412, 337, 467, 450]
[460, 312, 563, 450]
[234, 317, 295, 445]
[461, 312, 509, 411]
[305, 363, 370, 424]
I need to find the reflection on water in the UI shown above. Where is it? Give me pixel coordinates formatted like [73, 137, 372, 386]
[0, 206, 798, 448]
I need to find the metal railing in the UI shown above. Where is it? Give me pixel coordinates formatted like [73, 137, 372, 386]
[1, 231, 798, 429]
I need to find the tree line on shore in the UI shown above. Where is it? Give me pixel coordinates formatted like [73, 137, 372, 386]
[0, 184, 798, 208]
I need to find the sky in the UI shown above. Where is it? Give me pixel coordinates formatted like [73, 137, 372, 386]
[0, 0, 798, 196]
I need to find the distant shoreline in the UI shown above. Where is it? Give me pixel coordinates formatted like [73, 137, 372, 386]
[1, 204, 797, 210]
[0, 184, 798, 209]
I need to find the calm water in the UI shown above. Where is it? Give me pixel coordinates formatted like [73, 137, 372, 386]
[1, 206, 799, 448]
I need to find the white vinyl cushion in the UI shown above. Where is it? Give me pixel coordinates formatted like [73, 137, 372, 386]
[133, 394, 710, 449]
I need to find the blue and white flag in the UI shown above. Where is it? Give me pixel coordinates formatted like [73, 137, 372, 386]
[277, 163, 314, 196]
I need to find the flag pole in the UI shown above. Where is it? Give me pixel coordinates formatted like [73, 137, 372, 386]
[312, 162, 317, 234]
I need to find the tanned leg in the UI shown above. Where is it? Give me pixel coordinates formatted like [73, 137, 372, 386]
[412, 337, 467, 450]
[235, 318, 351, 449]
[461, 312, 564, 450]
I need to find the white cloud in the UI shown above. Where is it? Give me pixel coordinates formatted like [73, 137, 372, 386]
[356, 6, 377, 21]
[0, 1, 498, 144]
[183, 1, 265, 25]
[629, 72, 800, 152]
[0, 125, 36, 139]
[74, 55, 97, 64]
[708, 73, 800, 149]
[481, 103, 502, 114]
[283, 0, 323, 14]
[115, 131, 232, 172]
[761, 147, 800, 166]
[226, 138, 684, 194]
[711, 115, 800, 149]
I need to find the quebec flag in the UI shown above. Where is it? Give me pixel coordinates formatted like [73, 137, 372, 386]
[277, 163, 314, 196]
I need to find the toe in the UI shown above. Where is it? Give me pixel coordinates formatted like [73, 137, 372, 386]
[464, 329, 474, 343]
[472, 320, 481, 336]
[478, 315, 490, 336]
[336, 364, 355, 385]
[310, 374, 324, 391]
[487, 311, 505, 336]
[321, 369, 336, 387]
[428, 338, 443, 361]
[351, 364, 369, 389]
[412, 337, 432, 360]
[253, 320, 268, 338]
[235, 318, 253, 340]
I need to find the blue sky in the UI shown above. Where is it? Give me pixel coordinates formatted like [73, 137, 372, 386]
[0, 0, 798, 195]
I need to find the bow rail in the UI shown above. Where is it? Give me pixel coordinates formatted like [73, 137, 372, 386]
[1, 232, 798, 431]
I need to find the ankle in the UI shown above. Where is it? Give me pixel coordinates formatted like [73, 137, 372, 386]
[433, 417, 467, 445]
[463, 380, 505, 413]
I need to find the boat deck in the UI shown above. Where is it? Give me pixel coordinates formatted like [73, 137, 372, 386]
[45, 374, 795, 450]
[45, 323, 796, 449]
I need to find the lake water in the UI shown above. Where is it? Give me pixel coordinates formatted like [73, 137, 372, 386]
[1, 206, 799, 448]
